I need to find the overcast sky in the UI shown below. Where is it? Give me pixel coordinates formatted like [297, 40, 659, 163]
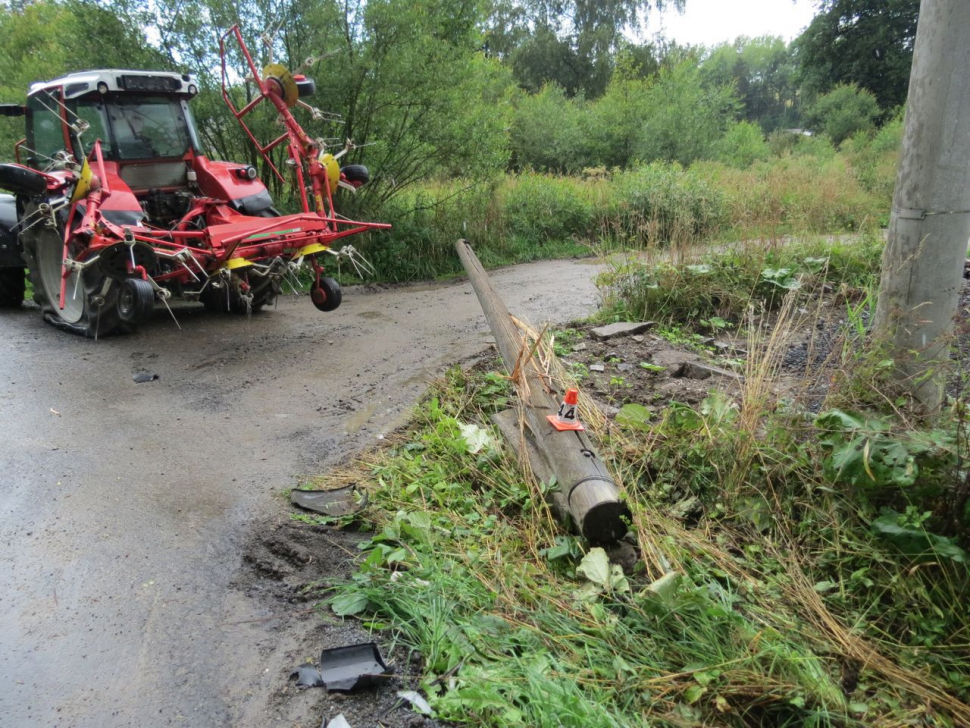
[642, 0, 818, 47]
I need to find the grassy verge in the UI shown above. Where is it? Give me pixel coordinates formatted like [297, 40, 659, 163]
[306, 353, 969, 726]
[595, 227, 885, 328]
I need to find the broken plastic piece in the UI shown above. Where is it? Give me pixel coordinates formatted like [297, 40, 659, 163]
[133, 372, 159, 383]
[290, 485, 367, 517]
[324, 715, 352, 728]
[397, 690, 434, 716]
[292, 662, 325, 687]
[319, 642, 390, 692]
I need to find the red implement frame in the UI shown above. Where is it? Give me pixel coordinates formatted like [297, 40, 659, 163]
[54, 26, 389, 312]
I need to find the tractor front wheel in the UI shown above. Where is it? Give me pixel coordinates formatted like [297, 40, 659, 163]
[20, 204, 130, 337]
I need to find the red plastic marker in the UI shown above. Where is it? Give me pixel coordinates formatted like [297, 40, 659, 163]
[547, 387, 584, 431]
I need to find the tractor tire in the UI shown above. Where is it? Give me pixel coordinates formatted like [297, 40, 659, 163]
[310, 276, 341, 312]
[0, 267, 25, 308]
[20, 203, 131, 338]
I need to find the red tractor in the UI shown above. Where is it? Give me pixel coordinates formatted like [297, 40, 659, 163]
[0, 26, 387, 337]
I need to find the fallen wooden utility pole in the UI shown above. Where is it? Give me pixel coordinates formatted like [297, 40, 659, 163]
[455, 239, 630, 543]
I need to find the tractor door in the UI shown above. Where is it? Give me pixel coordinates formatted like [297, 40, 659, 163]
[25, 90, 71, 170]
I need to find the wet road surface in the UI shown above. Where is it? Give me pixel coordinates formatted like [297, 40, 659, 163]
[0, 258, 603, 727]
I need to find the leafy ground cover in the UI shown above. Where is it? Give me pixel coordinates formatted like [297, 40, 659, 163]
[290, 239, 970, 727]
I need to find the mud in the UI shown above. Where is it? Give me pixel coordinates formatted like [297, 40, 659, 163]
[0, 258, 601, 728]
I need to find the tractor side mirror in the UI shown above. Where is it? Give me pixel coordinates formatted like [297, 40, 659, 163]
[0, 104, 25, 118]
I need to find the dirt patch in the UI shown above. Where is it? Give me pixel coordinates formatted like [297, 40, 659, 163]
[561, 325, 743, 415]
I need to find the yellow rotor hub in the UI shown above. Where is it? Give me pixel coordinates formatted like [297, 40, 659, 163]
[262, 63, 299, 108]
[318, 153, 340, 194]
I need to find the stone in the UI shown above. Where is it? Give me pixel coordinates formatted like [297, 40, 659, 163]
[589, 363, 606, 373]
[617, 363, 633, 372]
[589, 321, 656, 341]
[631, 335, 645, 343]
[573, 342, 588, 351]
[672, 361, 744, 382]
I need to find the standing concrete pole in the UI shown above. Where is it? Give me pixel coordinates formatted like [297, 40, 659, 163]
[872, 0, 970, 412]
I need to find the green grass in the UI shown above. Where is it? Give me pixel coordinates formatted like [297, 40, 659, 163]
[595, 227, 885, 328]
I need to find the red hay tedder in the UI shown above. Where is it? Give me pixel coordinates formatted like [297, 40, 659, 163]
[0, 26, 389, 337]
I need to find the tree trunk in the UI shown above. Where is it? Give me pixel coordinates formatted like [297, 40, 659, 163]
[872, 0, 970, 411]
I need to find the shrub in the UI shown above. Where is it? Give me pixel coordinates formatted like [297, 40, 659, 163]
[606, 162, 727, 247]
[713, 121, 771, 168]
[805, 83, 881, 147]
[501, 173, 596, 244]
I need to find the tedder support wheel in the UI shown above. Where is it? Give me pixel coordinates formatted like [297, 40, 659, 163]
[310, 276, 341, 312]
[0, 267, 26, 308]
[117, 278, 155, 323]
[20, 202, 131, 338]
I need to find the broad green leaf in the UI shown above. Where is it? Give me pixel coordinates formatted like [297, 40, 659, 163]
[617, 403, 653, 431]
[577, 548, 611, 586]
[331, 591, 369, 616]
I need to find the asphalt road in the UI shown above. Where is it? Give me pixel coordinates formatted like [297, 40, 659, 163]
[0, 257, 603, 727]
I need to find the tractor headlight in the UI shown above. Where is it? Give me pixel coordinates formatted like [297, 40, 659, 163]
[187, 84, 198, 97]
[235, 166, 258, 180]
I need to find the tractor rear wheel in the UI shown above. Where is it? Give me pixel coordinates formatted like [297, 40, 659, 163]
[20, 204, 130, 337]
[0, 267, 25, 308]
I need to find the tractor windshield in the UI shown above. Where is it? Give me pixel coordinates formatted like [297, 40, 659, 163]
[69, 95, 193, 161]
[104, 97, 192, 159]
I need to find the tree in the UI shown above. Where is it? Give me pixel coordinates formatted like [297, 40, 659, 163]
[794, 0, 919, 113]
[0, 0, 169, 162]
[805, 83, 880, 146]
[701, 35, 798, 132]
[489, 0, 683, 97]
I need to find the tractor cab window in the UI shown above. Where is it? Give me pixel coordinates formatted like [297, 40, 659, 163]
[26, 91, 67, 169]
[71, 100, 113, 159]
[106, 96, 191, 160]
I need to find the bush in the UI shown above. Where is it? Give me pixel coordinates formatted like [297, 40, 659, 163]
[713, 121, 771, 168]
[805, 83, 881, 147]
[606, 162, 727, 247]
[635, 61, 740, 166]
[501, 173, 596, 243]
[510, 83, 590, 173]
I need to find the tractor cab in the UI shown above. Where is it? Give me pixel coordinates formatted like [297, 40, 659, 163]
[20, 70, 277, 226]
[25, 70, 201, 185]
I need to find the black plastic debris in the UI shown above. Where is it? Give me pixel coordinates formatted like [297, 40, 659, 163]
[292, 662, 325, 688]
[319, 642, 390, 692]
[133, 372, 159, 383]
[291, 643, 390, 692]
[290, 485, 367, 517]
